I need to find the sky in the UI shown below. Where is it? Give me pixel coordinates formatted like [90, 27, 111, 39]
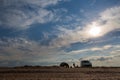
[0, 0, 120, 67]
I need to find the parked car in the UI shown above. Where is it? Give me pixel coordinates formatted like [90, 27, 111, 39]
[81, 60, 92, 67]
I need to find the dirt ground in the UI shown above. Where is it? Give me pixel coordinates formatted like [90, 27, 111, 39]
[0, 67, 120, 80]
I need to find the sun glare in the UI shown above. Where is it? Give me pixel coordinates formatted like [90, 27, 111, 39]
[89, 26, 101, 37]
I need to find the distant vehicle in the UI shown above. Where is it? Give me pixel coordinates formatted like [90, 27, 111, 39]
[81, 60, 92, 67]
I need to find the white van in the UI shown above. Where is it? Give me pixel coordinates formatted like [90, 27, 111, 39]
[81, 60, 92, 67]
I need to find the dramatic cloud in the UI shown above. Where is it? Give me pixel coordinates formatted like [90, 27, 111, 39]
[0, 0, 119, 67]
[0, 0, 67, 29]
[0, 37, 67, 66]
[96, 6, 120, 35]
[51, 6, 120, 47]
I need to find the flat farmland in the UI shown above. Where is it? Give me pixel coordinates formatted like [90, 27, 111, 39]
[0, 67, 120, 80]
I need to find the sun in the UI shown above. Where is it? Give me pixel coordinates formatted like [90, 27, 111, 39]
[89, 26, 101, 37]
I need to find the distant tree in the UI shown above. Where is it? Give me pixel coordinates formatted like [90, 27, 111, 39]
[23, 65, 32, 67]
[60, 62, 69, 68]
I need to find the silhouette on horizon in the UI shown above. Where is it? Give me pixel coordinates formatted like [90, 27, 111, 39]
[60, 62, 69, 68]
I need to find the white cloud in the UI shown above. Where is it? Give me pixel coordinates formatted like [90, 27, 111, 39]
[91, 45, 112, 51]
[65, 44, 120, 67]
[68, 45, 113, 54]
[0, 38, 65, 66]
[110, 50, 120, 55]
[98, 6, 120, 35]
[0, 37, 82, 66]
[69, 49, 89, 54]
[0, 0, 68, 29]
[0, 38, 119, 67]
[69, 44, 120, 66]
[80, 56, 114, 61]
[51, 6, 120, 47]
[50, 27, 89, 47]
[1, 0, 61, 8]
[26, 0, 60, 7]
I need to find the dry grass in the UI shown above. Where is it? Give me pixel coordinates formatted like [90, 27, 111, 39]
[0, 67, 120, 80]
